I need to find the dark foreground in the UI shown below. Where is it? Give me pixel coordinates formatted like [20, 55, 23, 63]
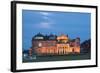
[23, 53, 90, 63]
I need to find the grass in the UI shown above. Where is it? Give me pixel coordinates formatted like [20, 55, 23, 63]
[23, 53, 90, 63]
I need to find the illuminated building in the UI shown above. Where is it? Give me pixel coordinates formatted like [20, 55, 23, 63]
[57, 34, 69, 43]
[29, 33, 80, 56]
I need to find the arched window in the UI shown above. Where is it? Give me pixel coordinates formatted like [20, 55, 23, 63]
[72, 48, 74, 53]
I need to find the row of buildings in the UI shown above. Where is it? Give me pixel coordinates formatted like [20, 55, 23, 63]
[29, 33, 80, 56]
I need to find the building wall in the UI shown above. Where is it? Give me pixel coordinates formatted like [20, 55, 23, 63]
[32, 40, 56, 48]
[31, 35, 80, 56]
[35, 44, 80, 55]
[36, 46, 57, 55]
[57, 34, 69, 43]
[73, 47, 80, 53]
[57, 43, 71, 54]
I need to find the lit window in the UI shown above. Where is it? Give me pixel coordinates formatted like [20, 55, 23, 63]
[38, 43, 42, 47]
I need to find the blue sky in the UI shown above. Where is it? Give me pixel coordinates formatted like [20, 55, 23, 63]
[22, 10, 91, 50]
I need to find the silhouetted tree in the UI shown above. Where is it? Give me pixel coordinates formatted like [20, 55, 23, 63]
[81, 39, 91, 53]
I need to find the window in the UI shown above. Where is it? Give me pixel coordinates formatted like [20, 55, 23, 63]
[38, 43, 42, 47]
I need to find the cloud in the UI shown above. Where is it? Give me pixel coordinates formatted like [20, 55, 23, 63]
[34, 12, 54, 29]
[39, 12, 50, 16]
[39, 11, 54, 21]
[35, 22, 53, 29]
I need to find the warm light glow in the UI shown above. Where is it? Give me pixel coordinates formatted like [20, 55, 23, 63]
[30, 34, 80, 56]
[36, 44, 80, 55]
[57, 34, 69, 43]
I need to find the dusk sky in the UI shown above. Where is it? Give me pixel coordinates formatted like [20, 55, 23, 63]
[22, 10, 91, 50]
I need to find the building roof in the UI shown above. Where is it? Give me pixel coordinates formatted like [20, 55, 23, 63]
[49, 34, 56, 37]
[34, 33, 44, 37]
[57, 34, 68, 40]
[32, 33, 57, 41]
[32, 33, 44, 41]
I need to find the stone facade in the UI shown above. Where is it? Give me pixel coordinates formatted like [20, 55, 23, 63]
[29, 33, 80, 56]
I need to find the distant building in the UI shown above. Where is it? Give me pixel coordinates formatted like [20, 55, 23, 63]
[29, 33, 80, 56]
